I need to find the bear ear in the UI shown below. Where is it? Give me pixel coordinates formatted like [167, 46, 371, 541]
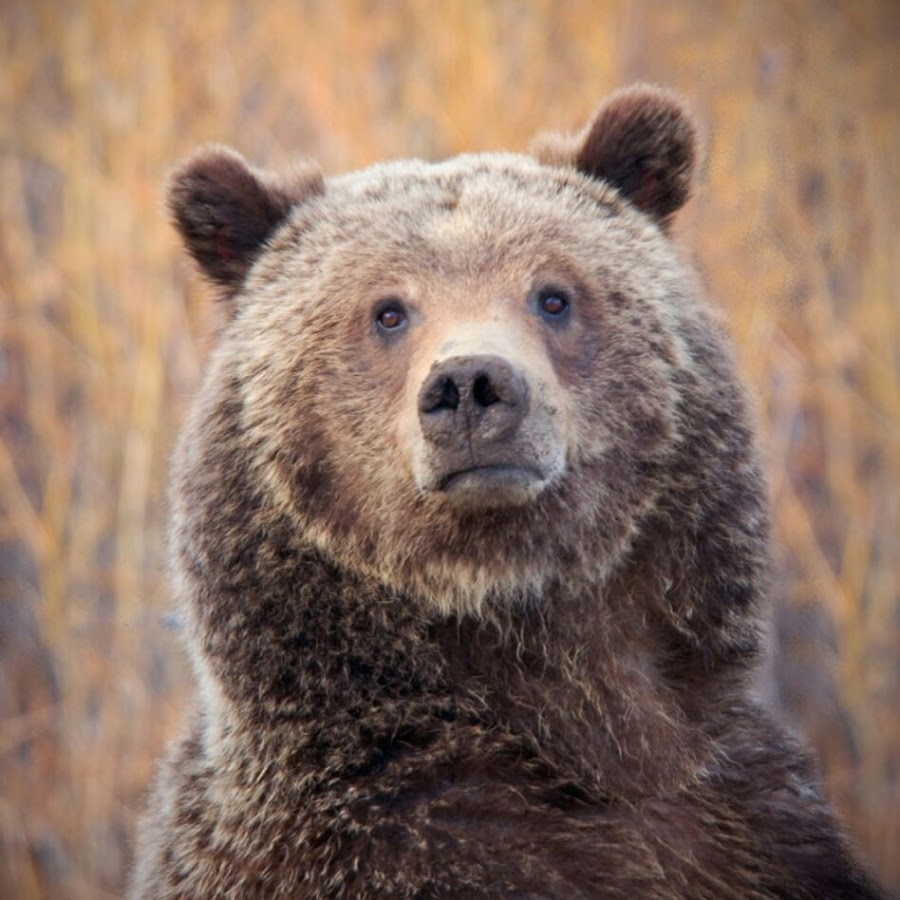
[166, 144, 324, 298]
[531, 84, 698, 226]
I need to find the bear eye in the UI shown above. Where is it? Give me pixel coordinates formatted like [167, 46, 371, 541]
[375, 300, 408, 334]
[537, 288, 570, 320]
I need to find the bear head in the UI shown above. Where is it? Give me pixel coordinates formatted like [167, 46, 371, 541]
[167, 85, 765, 639]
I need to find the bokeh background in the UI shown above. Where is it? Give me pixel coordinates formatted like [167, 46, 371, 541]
[2, 1, 898, 896]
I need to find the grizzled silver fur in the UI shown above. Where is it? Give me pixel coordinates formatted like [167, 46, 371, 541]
[132, 86, 882, 898]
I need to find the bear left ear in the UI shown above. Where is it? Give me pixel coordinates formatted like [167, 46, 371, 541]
[166, 144, 324, 299]
[531, 84, 698, 227]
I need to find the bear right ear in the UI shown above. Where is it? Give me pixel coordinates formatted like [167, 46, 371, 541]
[167, 144, 324, 299]
[531, 84, 698, 228]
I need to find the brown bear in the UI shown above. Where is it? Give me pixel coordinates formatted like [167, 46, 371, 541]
[131, 85, 883, 898]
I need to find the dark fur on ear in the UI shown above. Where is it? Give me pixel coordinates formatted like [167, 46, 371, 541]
[532, 84, 698, 226]
[167, 144, 324, 298]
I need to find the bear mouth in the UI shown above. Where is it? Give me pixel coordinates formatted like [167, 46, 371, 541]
[437, 464, 546, 509]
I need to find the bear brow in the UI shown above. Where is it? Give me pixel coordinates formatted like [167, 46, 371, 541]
[467, 164, 624, 218]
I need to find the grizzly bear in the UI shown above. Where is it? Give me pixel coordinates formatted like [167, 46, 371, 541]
[131, 85, 882, 898]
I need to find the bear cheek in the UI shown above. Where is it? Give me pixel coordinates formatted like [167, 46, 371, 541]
[564, 351, 678, 466]
[385, 350, 431, 494]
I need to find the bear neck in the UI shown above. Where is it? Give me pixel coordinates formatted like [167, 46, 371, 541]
[181, 503, 760, 800]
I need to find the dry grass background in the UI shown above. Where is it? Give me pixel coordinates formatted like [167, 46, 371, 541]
[1, 0, 897, 896]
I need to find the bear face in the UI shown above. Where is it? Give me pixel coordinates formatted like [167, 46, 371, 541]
[168, 87, 738, 620]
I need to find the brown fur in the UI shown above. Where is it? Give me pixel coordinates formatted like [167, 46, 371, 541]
[132, 85, 882, 898]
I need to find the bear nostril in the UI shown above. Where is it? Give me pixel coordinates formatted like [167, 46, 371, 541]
[422, 377, 460, 414]
[439, 378, 460, 411]
[472, 374, 500, 408]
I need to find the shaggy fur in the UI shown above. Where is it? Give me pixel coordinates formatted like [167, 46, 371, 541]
[132, 85, 882, 898]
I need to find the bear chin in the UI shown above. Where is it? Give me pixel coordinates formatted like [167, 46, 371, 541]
[433, 464, 550, 510]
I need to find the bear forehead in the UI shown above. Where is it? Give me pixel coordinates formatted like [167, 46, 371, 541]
[325, 152, 624, 219]
[272, 153, 646, 288]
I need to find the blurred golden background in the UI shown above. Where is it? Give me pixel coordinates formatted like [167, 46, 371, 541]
[1, 1, 898, 896]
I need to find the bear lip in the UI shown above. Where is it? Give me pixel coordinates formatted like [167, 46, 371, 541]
[436, 464, 546, 509]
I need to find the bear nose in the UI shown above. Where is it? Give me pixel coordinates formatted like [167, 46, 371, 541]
[418, 355, 529, 447]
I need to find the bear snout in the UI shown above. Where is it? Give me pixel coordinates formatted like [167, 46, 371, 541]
[418, 355, 530, 449]
[414, 354, 557, 508]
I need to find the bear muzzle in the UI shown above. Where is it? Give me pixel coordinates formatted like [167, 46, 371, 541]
[416, 354, 557, 509]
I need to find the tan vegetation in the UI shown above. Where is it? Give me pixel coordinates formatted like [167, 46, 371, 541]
[1, 1, 897, 896]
